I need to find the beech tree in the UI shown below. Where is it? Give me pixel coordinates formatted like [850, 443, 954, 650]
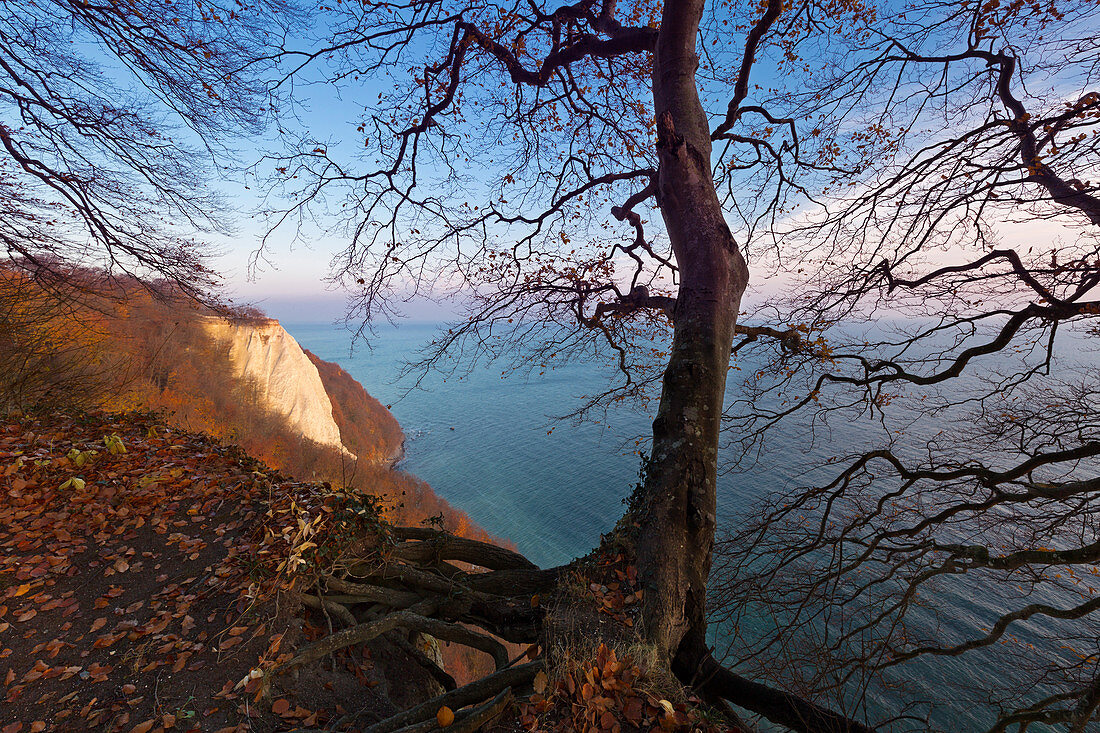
[262, 0, 1100, 730]
[262, 0, 879, 726]
[0, 0, 285, 297]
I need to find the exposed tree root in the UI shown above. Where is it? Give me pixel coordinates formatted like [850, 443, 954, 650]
[322, 575, 423, 607]
[296, 592, 357, 628]
[388, 526, 540, 570]
[364, 663, 540, 732]
[272, 524, 874, 732]
[442, 687, 514, 732]
[277, 610, 511, 671]
[389, 633, 459, 692]
[685, 652, 876, 733]
[263, 524, 552, 728]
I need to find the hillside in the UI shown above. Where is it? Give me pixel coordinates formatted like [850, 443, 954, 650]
[0, 272, 488, 539]
[118, 309, 497, 545]
[306, 349, 404, 466]
[0, 411, 447, 733]
[0, 273, 514, 684]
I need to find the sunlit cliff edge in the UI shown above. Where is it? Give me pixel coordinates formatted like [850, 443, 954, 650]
[201, 317, 351, 456]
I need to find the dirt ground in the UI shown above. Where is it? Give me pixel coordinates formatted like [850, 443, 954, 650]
[0, 411, 417, 733]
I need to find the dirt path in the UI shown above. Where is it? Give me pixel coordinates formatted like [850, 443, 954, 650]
[0, 412, 384, 733]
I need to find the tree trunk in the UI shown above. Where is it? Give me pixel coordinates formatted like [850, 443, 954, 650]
[635, 0, 749, 670]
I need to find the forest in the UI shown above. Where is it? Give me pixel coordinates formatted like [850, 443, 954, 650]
[2, 0, 1100, 731]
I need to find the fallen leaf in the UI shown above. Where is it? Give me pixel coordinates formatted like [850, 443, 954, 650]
[271, 699, 290, 716]
[436, 706, 454, 728]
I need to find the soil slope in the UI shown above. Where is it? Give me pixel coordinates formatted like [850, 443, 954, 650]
[0, 411, 436, 733]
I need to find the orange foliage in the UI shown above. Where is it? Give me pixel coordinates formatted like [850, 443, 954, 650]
[307, 350, 403, 463]
[2, 273, 514, 684]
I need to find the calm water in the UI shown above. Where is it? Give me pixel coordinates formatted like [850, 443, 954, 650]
[284, 319, 1089, 731]
[287, 320, 882, 564]
[287, 320, 651, 566]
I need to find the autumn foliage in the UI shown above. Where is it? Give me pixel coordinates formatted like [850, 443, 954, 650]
[0, 270, 128, 413]
[0, 271, 512, 688]
[0, 411, 367, 732]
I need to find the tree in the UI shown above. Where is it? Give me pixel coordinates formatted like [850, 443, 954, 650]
[0, 0, 286, 298]
[0, 268, 130, 410]
[257, 0, 1100, 730]
[261, 0, 881, 728]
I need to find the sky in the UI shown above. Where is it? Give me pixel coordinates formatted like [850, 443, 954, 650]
[186, 1, 1094, 329]
[211, 215, 466, 322]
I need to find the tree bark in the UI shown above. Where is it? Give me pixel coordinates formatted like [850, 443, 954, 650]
[636, 0, 749, 668]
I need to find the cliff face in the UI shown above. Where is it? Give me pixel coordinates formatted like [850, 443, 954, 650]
[202, 318, 351, 455]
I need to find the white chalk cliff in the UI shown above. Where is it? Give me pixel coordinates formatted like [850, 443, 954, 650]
[201, 317, 351, 455]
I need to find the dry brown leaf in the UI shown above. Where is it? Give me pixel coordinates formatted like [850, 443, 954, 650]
[436, 706, 454, 728]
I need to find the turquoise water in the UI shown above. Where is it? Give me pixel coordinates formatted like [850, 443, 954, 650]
[286, 320, 651, 566]
[285, 320, 889, 565]
[284, 319, 1089, 731]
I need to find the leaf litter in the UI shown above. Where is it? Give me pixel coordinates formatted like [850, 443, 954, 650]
[0, 411, 397, 732]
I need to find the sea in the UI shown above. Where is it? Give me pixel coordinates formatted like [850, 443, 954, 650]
[286, 320, 655, 567]
[284, 319, 1093, 732]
